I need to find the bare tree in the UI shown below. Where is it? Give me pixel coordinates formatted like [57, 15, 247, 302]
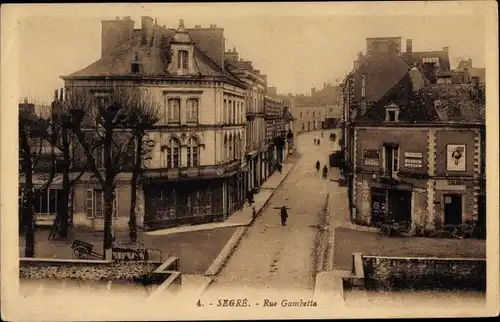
[19, 102, 57, 257]
[48, 89, 98, 239]
[68, 86, 155, 259]
[123, 90, 161, 243]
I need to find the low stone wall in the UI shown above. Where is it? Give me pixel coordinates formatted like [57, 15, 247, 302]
[362, 255, 486, 292]
[20, 258, 163, 282]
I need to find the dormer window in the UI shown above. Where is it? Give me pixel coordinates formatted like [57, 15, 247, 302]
[385, 103, 400, 122]
[178, 50, 188, 70]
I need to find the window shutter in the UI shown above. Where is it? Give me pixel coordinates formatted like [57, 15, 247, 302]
[86, 189, 94, 218]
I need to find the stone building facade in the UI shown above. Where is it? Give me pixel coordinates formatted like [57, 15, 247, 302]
[60, 17, 249, 231]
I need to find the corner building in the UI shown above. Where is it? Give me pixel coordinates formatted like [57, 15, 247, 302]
[62, 17, 248, 231]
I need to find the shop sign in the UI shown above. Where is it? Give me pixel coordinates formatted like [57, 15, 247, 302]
[404, 151, 423, 168]
[363, 149, 380, 167]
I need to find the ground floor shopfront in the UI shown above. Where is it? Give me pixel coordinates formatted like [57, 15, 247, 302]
[351, 173, 481, 230]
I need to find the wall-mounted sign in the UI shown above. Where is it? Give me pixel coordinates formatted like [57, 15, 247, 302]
[404, 151, 423, 168]
[446, 144, 466, 172]
[363, 149, 380, 167]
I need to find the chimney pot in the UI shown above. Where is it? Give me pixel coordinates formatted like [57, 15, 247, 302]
[24, 97, 28, 104]
[443, 46, 449, 52]
[60, 88, 64, 101]
[406, 39, 413, 53]
[54, 90, 59, 101]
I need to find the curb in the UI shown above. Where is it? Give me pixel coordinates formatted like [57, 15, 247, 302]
[200, 153, 303, 290]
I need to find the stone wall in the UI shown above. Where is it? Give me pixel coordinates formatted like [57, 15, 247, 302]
[20, 258, 162, 282]
[362, 255, 486, 292]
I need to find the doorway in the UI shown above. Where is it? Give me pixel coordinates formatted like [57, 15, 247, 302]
[371, 188, 386, 225]
[388, 190, 412, 222]
[444, 194, 462, 225]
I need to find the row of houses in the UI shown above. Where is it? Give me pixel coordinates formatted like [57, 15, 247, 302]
[24, 16, 295, 232]
[339, 37, 486, 234]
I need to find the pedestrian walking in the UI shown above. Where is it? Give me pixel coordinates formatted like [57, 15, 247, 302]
[280, 206, 289, 226]
[316, 160, 321, 172]
[322, 165, 328, 179]
[247, 189, 255, 205]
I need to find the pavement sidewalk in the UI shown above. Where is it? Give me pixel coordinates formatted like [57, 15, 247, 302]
[146, 153, 302, 236]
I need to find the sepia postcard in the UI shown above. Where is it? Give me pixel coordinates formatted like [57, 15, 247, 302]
[1, 1, 499, 320]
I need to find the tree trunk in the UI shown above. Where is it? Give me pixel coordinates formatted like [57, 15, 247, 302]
[58, 127, 71, 239]
[21, 135, 35, 257]
[58, 176, 70, 239]
[103, 188, 114, 259]
[103, 124, 114, 259]
[129, 134, 142, 243]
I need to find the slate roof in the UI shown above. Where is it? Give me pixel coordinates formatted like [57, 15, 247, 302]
[358, 83, 485, 124]
[353, 54, 412, 103]
[64, 26, 241, 85]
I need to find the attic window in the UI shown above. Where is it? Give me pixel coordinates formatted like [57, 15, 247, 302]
[385, 106, 400, 122]
[178, 50, 188, 70]
[131, 62, 141, 74]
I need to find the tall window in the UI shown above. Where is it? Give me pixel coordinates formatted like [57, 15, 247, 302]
[233, 100, 236, 124]
[361, 75, 366, 98]
[186, 98, 199, 123]
[165, 138, 180, 168]
[223, 99, 227, 123]
[187, 137, 200, 167]
[178, 50, 188, 69]
[228, 136, 233, 160]
[224, 135, 228, 161]
[384, 145, 399, 178]
[34, 188, 62, 215]
[167, 98, 180, 123]
[85, 189, 117, 218]
[228, 100, 233, 124]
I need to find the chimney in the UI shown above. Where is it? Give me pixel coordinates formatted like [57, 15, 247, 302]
[54, 89, 58, 102]
[443, 46, 449, 53]
[406, 39, 412, 53]
[141, 16, 154, 46]
[101, 18, 135, 58]
[311, 87, 316, 96]
[463, 67, 470, 84]
[468, 58, 473, 67]
[24, 97, 28, 104]
[225, 47, 239, 62]
[59, 88, 64, 101]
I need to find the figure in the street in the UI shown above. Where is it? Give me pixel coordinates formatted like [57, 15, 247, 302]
[322, 165, 328, 179]
[316, 160, 321, 172]
[321, 132, 324, 138]
[247, 189, 255, 205]
[280, 206, 289, 226]
[277, 162, 283, 173]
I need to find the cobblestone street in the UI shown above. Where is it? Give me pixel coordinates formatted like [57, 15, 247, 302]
[201, 131, 335, 300]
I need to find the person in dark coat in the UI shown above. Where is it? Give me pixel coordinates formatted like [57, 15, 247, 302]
[322, 165, 328, 178]
[316, 160, 321, 171]
[280, 206, 289, 226]
[247, 189, 255, 205]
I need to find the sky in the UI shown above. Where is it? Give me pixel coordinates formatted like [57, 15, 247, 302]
[13, 3, 487, 104]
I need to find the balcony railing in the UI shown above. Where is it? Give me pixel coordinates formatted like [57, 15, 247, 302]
[143, 160, 241, 181]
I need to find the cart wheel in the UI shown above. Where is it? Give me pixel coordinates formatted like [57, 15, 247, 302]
[380, 225, 391, 237]
[73, 246, 89, 259]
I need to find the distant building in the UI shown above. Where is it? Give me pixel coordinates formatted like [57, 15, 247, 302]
[452, 58, 485, 85]
[290, 83, 343, 133]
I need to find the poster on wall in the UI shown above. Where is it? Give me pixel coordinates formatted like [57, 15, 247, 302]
[404, 151, 423, 168]
[446, 144, 466, 171]
[363, 149, 380, 167]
